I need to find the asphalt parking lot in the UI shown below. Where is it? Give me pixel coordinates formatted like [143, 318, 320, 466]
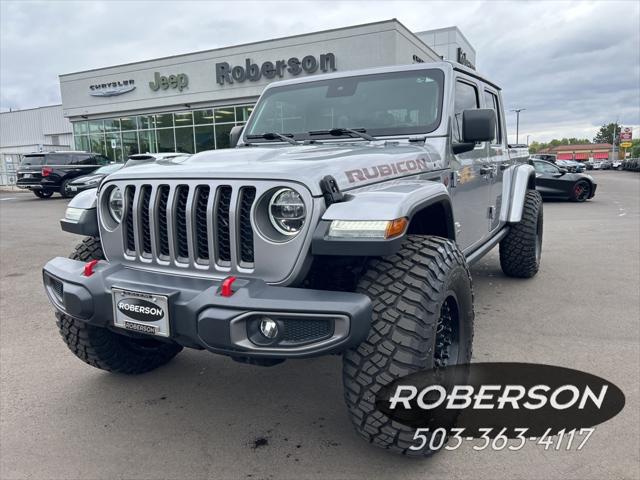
[1, 170, 638, 480]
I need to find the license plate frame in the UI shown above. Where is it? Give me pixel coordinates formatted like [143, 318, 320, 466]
[112, 287, 170, 338]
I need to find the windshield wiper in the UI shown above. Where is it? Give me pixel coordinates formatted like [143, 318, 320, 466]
[308, 128, 376, 141]
[246, 132, 300, 145]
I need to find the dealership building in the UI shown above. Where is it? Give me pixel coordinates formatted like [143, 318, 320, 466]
[1, 19, 477, 177]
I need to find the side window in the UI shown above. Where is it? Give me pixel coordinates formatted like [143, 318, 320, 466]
[45, 154, 71, 165]
[96, 155, 110, 165]
[68, 155, 88, 165]
[453, 80, 479, 143]
[484, 90, 502, 144]
[535, 161, 558, 174]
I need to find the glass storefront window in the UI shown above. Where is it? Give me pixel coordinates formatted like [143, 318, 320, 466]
[73, 121, 88, 136]
[104, 118, 120, 132]
[195, 125, 215, 152]
[75, 104, 254, 158]
[106, 133, 122, 162]
[175, 127, 194, 154]
[235, 105, 254, 122]
[155, 113, 174, 128]
[215, 123, 234, 149]
[194, 109, 214, 125]
[139, 130, 157, 153]
[88, 120, 104, 134]
[75, 135, 90, 151]
[120, 116, 137, 131]
[174, 112, 193, 125]
[214, 108, 235, 123]
[122, 131, 139, 157]
[157, 129, 175, 152]
[90, 134, 106, 156]
[137, 115, 155, 129]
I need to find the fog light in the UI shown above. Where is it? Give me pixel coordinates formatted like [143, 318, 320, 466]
[260, 317, 279, 339]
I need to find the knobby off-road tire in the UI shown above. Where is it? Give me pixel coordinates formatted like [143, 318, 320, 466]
[343, 235, 474, 456]
[57, 236, 182, 374]
[499, 190, 543, 278]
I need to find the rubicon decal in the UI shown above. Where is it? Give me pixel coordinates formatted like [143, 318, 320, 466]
[376, 363, 625, 437]
[117, 298, 164, 322]
[345, 158, 429, 183]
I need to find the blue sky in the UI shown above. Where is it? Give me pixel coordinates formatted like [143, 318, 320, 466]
[1, 0, 638, 143]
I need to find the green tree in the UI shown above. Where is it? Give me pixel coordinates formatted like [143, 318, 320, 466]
[593, 123, 621, 144]
[630, 139, 640, 158]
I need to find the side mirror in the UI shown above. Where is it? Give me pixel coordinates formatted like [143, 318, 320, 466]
[229, 125, 244, 148]
[462, 109, 496, 143]
[558, 168, 568, 175]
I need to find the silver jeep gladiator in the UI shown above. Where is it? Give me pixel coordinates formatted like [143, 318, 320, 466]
[43, 62, 542, 456]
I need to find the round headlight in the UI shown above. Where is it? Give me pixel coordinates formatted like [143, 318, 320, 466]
[268, 188, 305, 235]
[108, 186, 123, 223]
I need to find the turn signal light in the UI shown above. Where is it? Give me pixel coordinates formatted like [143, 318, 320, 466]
[42, 166, 53, 177]
[385, 218, 409, 239]
[328, 217, 409, 239]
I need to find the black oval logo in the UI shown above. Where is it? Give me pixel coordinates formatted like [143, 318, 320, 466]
[117, 298, 164, 322]
[376, 363, 625, 437]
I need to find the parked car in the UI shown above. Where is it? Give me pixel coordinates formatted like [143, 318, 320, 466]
[16, 151, 110, 198]
[556, 159, 577, 172]
[584, 161, 595, 170]
[529, 159, 597, 201]
[67, 163, 125, 194]
[622, 158, 640, 171]
[612, 161, 623, 170]
[44, 62, 544, 457]
[530, 153, 557, 163]
[600, 161, 613, 170]
[568, 160, 586, 173]
[67, 153, 192, 195]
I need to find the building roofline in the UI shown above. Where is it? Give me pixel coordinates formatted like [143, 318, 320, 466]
[1, 104, 63, 114]
[414, 25, 476, 54]
[60, 18, 432, 78]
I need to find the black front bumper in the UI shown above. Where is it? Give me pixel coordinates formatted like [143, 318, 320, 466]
[42, 257, 372, 359]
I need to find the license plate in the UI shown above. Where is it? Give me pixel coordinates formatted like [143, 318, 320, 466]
[112, 288, 170, 337]
[23, 173, 32, 178]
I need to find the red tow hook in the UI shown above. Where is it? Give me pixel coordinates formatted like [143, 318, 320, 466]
[83, 259, 99, 277]
[220, 276, 237, 297]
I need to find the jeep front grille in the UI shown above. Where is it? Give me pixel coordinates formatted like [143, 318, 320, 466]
[100, 179, 315, 284]
[121, 183, 257, 269]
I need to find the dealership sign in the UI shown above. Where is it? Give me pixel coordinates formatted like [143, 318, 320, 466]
[89, 79, 136, 97]
[215, 53, 336, 85]
[149, 72, 189, 92]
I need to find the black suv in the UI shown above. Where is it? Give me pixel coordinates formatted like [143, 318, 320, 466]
[16, 152, 110, 198]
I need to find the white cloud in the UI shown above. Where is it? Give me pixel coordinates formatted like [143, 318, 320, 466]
[1, 0, 638, 142]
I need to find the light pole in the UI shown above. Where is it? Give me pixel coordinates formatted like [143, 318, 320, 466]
[511, 108, 526, 144]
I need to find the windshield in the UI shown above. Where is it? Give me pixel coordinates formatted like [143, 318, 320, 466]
[245, 68, 444, 141]
[94, 163, 122, 174]
[20, 155, 45, 166]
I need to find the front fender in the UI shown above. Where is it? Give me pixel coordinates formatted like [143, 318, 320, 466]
[504, 164, 535, 223]
[313, 180, 451, 256]
[60, 188, 99, 236]
[321, 181, 450, 221]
